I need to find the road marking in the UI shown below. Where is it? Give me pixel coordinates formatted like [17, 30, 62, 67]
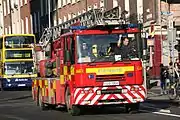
[141, 104, 171, 113]
[141, 109, 180, 118]
[158, 109, 171, 113]
[153, 112, 180, 118]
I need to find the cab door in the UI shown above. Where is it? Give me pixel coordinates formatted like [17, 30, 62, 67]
[66, 36, 75, 82]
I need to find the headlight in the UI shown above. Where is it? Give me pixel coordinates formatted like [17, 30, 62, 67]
[7, 79, 11, 82]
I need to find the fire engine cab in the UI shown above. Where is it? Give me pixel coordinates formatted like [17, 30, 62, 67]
[32, 6, 147, 116]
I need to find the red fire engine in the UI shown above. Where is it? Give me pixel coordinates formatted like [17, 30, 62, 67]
[32, 6, 147, 116]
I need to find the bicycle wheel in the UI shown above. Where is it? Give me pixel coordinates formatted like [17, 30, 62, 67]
[167, 83, 178, 100]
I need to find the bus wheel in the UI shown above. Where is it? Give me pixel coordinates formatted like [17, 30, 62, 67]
[65, 87, 81, 116]
[125, 103, 140, 114]
[38, 89, 46, 110]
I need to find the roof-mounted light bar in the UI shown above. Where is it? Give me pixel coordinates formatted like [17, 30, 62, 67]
[69, 26, 88, 30]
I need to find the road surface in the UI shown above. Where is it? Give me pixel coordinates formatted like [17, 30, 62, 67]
[0, 90, 179, 120]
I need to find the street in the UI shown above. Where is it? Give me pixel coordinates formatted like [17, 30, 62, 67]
[0, 89, 179, 120]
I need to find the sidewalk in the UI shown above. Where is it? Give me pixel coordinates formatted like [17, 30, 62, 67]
[147, 86, 170, 100]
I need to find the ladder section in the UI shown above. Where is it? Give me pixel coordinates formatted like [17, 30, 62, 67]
[38, 6, 123, 49]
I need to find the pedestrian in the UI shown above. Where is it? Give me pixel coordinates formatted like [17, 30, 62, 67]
[174, 59, 180, 80]
[168, 62, 174, 84]
[160, 64, 167, 94]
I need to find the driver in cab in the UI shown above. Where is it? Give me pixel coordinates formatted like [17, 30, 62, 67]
[114, 37, 131, 59]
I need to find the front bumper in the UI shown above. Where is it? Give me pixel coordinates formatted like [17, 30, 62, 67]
[2, 78, 32, 88]
[73, 85, 146, 105]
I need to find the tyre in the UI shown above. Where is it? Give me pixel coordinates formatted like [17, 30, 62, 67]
[168, 87, 178, 100]
[125, 103, 140, 114]
[38, 89, 47, 110]
[65, 87, 81, 116]
[32, 87, 35, 101]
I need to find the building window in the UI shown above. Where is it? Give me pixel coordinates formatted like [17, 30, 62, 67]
[45, 0, 48, 14]
[25, 17, 29, 33]
[7, 0, 10, 14]
[17, 21, 20, 33]
[30, 14, 33, 33]
[87, 6, 92, 11]
[24, 0, 27, 4]
[72, 13, 77, 18]
[72, 0, 76, 4]
[82, 9, 86, 13]
[100, 0, 104, 9]
[63, 16, 67, 22]
[67, 0, 71, 4]
[33, 12, 37, 33]
[113, 0, 118, 8]
[54, 19, 57, 26]
[5, 27, 7, 34]
[62, 0, 66, 6]
[58, 18, 62, 24]
[40, 0, 43, 16]
[37, 11, 40, 33]
[20, 0, 23, 6]
[21, 19, 24, 33]
[68, 13, 71, 20]
[93, 3, 98, 9]
[58, 0, 62, 8]
[3, 1, 6, 16]
[13, 23, 15, 33]
[53, 0, 56, 10]
[8, 26, 11, 34]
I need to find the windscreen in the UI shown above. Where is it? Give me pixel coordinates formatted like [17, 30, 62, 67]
[5, 36, 35, 48]
[76, 34, 141, 63]
[4, 61, 34, 75]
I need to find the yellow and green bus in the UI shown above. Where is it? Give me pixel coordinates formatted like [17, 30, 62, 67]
[0, 34, 37, 89]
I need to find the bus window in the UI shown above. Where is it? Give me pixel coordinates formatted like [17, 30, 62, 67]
[5, 36, 35, 48]
[5, 50, 32, 59]
[4, 61, 33, 75]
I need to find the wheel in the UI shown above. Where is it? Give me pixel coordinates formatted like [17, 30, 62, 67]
[32, 87, 35, 100]
[38, 89, 47, 110]
[65, 87, 81, 116]
[168, 88, 178, 100]
[125, 103, 140, 114]
[167, 83, 178, 100]
[36, 88, 40, 106]
[0, 80, 3, 92]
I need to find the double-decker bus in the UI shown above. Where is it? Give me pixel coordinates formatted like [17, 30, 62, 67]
[0, 34, 37, 89]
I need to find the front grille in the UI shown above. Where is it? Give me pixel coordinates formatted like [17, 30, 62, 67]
[96, 74, 125, 81]
[101, 89, 122, 94]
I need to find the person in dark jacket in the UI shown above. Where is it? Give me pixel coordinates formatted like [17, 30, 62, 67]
[114, 37, 132, 59]
[160, 64, 168, 94]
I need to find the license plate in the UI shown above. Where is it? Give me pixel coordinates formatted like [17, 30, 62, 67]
[103, 81, 119, 86]
[18, 84, 26, 87]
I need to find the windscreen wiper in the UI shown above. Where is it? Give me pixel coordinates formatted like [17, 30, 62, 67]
[87, 55, 107, 66]
[87, 58, 97, 66]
